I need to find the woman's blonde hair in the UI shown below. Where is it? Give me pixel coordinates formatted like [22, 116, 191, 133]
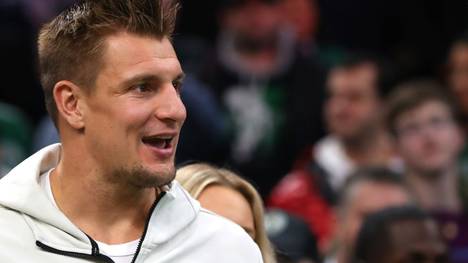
[176, 163, 277, 263]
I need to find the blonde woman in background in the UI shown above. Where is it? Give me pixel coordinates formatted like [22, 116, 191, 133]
[176, 163, 277, 263]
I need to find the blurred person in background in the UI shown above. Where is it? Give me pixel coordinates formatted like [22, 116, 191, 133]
[195, 0, 325, 196]
[0, 1, 43, 124]
[324, 167, 413, 263]
[175, 75, 231, 166]
[318, 55, 399, 189]
[1, 0, 75, 125]
[386, 81, 464, 213]
[176, 163, 277, 263]
[446, 34, 468, 177]
[352, 206, 448, 263]
[1, 0, 73, 153]
[0, 102, 31, 177]
[386, 81, 468, 263]
[32, 116, 59, 151]
[278, 0, 319, 57]
[268, 54, 399, 249]
[447, 34, 468, 132]
[265, 209, 321, 263]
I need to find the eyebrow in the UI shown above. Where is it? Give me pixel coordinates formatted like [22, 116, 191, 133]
[121, 72, 186, 88]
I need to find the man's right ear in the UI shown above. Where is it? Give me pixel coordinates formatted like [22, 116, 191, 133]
[53, 81, 85, 130]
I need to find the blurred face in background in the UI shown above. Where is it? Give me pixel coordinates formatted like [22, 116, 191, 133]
[222, 0, 281, 50]
[339, 181, 411, 251]
[394, 101, 463, 176]
[383, 219, 448, 263]
[279, 0, 319, 41]
[325, 63, 381, 141]
[448, 43, 468, 118]
[197, 185, 256, 239]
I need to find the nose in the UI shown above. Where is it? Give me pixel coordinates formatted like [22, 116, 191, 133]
[154, 83, 187, 124]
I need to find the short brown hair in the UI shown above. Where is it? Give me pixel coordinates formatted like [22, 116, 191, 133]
[338, 166, 410, 210]
[385, 79, 459, 137]
[38, 0, 180, 125]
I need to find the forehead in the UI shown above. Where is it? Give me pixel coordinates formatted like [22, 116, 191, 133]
[105, 31, 177, 58]
[450, 43, 468, 63]
[98, 31, 181, 82]
[328, 63, 378, 93]
[397, 101, 452, 124]
[347, 182, 410, 213]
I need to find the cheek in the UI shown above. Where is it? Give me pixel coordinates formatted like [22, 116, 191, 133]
[441, 131, 463, 155]
[356, 102, 378, 120]
[398, 139, 424, 163]
[328, 101, 351, 120]
[444, 128, 463, 144]
[120, 105, 154, 130]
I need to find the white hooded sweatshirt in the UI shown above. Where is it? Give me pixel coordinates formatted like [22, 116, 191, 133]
[0, 144, 263, 262]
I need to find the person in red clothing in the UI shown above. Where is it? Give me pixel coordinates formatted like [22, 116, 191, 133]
[268, 162, 335, 251]
[269, 166, 412, 262]
[268, 54, 400, 251]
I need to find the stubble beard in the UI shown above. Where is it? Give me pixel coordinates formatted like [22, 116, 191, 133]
[110, 163, 176, 189]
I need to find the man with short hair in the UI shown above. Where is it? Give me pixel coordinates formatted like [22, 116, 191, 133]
[268, 55, 400, 249]
[319, 56, 398, 189]
[448, 34, 468, 130]
[386, 81, 465, 213]
[353, 206, 448, 263]
[194, 0, 325, 196]
[326, 167, 413, 263]
[0, 1, 263, 262]
[386, 80, 468, 263]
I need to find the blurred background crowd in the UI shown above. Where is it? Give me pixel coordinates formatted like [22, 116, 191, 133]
[2, 0, 468, 262]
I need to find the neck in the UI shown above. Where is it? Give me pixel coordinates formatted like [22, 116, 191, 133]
[342, 129, 393, 166]
[406, 166, 461, 212]
[336, 245, 351, 263]
[50, 142, 158, 244]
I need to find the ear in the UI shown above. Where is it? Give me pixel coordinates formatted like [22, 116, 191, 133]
[53, 80, 85, 130]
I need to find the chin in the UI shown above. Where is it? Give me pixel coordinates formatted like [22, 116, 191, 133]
[146, 163, 176, 182]
[113, 163, 176, 188]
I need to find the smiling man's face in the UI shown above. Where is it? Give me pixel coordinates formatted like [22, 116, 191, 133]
[82, 31, 186, 188]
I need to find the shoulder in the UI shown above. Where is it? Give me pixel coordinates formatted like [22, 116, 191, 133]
[197, 208, 256, 243]
[269, 169, 315, 203]
[193, 208, 263, 260]
[0, 205, 36, 250]
[0, 205, 29, 230]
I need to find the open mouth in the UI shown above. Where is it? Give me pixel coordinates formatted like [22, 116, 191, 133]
[142, 135, 173, 149]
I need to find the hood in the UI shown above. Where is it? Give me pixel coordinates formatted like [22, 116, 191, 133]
[0, 143, 201, 253]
